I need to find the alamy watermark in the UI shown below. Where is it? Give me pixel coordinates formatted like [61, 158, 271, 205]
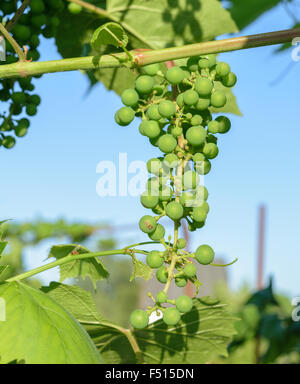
[96, 153, 206, 207]
[291, 37, 300, 62]
[292, 297, 300, 321]
[0, 298, 6, 322]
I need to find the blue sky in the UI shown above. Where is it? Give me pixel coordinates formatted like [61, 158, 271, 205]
[0, 5, 299, 297]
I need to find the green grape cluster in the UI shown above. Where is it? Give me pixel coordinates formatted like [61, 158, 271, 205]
[0, 0, 66, 149]
[115, 54, 237, 329]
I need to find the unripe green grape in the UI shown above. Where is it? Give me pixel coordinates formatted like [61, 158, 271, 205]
[142, 63, 160, 76]
[158, 100, 176, 119]
[115, 107, 135, 126]
[185, 125, 206, 146]
[146, 105, 161, 121]
[187, 56, 200, 72]
[163, 307, 181, 326]
[176, 238, 186, 249]
[139, 215, 157, 234]
[149, 224, 165, 241]
[176, 295, 193, 313]
[26, 104, 37, 116]
[190, 115, 203, 126]
[121, 89, 139, 107]
[30, 0, 45, 13]
[147, 250, 164, 268]
[15, 126, 28, 138]
[166, 201, 184, 220]
[195, 97, 210, 111]
[11, 92, 26, 105]
[184, 264, 197, 277]
[195, 77, 213, 97]
[147, 158, 162, 175]
[210, 91, 227, 108]
[130, 309, 149, 329]
[203, 142, 219, 159]
[182, 170, 199, 190]
[158, 134, 177, 153]
[156, 266, 169, 283]
[68, 2, 82, 14]
[166, 66, 184, 85]
[216, 116, 231, 134]
[192, 205, 208, 223]
[176, 93, 184, 108]
[163, 153, 179, 168]
[140, 192, 159, 209]
[170, 125, 182, 137]
[156, 291, 168, 303]
[183, 90, 199, 106]
[207, 120, 220, 134]
[2, 136, 16, 149]
[159, 185, 173, 202]
[222, 72, 237, 87]
[175, 276, 187, 287]
[216, 62, 231, 77]
[195, 244, 215, 265]
[135, 75, 154, 94]
[143, 120, 161, 139]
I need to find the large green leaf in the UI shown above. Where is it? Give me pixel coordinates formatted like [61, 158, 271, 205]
[0, 282, 103, 364]
[226, 0, 282, 30]
[87, 298, 237, 364]
[48, 244, 109, 289]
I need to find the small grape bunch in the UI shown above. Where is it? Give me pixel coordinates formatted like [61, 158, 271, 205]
[114, 54, 237, 328]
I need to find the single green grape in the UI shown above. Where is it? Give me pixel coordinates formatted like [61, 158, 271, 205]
[207, 120, 220, 134]
[184, 264, 197, 277]
[176, 295, 193, 313]
[203, 142, 219, 159]
[148, 224, 166, 241]
[158, 100, 176, 119]
[163, 307, 181, 325]
[135, 75, 154, 94]
[142, 63, 160, 76]
[130, 309, 149, 329]
[156, 291, 168, 303]
[158, 134, 177, 153]
[210, 91, 227, 108]
[143, 120, 161, 139]
[147, 158, 162, 175]
[115, 107, 135, 126]
[156, 266, 169, 283]
[216, 62, 231, 77]
[147, 250, 164, 269]
[182, 170, 199, 190]
[175, 276, 188, 287]
[121, 89, 139, 107]
[139, 215, 157, 234]
[195, 244, 215, 265]
[195, 77, 213, 97]
[183, 90, 199, 106]
[176, 238, 186, 249]
[186, 125, 206, 146]
[166, 66, 184, 85]
[165, 201, 184, 220]
[140, 192, 159, 209]
[68, 2, 82, 14]
[147, 105, 161, 121]
[216, 116, 231, 134]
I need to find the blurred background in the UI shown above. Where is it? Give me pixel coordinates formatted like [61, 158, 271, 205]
[0, 0, 300, 363]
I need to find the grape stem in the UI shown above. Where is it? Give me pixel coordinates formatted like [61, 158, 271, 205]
[0, 28, 299, 79]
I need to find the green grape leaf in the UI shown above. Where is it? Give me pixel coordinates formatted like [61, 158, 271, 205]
[130, 254, 152, 282]
[210, 81, 242, 116]
[86, 297, 237, 364]
[42, 282, 104, 324]
[226, 0, 281, 30]
[0, 282, 103, 364]
[107, 0, 238, 49]
[91, 22, 129, 50]
[48, 244, 109, 289]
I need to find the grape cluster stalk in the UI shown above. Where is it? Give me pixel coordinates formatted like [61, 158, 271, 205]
[115, 54, 237, 329]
